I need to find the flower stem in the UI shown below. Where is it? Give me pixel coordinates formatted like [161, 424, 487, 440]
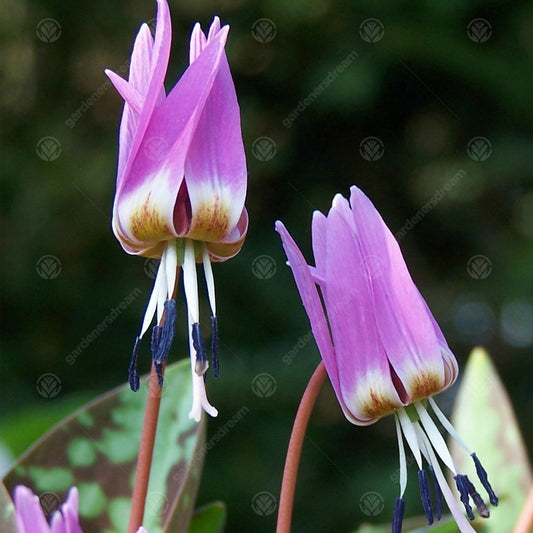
[276, 361, 327, 533]
[514, 484, 533, 533]
[128, 360, 166, 533]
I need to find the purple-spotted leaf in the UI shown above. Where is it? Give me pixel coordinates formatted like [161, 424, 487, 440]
[3, 359, 206, 533]
[0, 482, 16, 533]
[449, 347, 532, 533]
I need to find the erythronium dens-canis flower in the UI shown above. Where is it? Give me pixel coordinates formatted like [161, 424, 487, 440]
[276, 186, 497, 532]
[105, 0, 247, 421]
[13, 485, 148, 533]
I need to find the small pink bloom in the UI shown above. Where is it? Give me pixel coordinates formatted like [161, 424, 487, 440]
[13, 484, 150, 533]
[14, 485, 83, 533]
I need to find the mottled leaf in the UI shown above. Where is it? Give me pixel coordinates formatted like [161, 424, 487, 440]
[3, 359, 206, 533]
[449, 346, 532, 532]
[189, 501, 226, 533]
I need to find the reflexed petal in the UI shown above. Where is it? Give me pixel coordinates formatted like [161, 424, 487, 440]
[189, 22, 207, 64]
[348, 186, 447, 401]
[325, 195, 403, 424]
[311, 210, 328, 286]
[105, 70, 144, 114]
[275, 221, 350, 418]
[207, 17, 222, 42]
[105, 23, 154, 185]
[184, 45, 247, 244]
[115, 0, 171, 194]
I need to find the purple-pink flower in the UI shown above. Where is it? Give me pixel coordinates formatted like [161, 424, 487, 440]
[13, 485, 149, 533]
[276, 186, 498, 532]
[105, 0, 247, 421]
[14, 485, 82, 533]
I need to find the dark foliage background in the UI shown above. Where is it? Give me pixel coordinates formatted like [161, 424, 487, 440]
[1, 0, 532, 532]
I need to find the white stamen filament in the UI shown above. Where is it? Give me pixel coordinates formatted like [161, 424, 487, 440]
[139, 253, 166, 338]
[188, 315, 218, 422]
[417, 425, 477, 533]
[183, 240, 200, 322]
[183, 239, 218, 421]
[397, 408, 423, 469]
[202, 244, 217, 317]
[156, 246, 168, 324]
[164, 239, 178, 300]
[394, 414, 407, 497]
[428, 397, 472, 454]
[413, 421, 432, 465]
[415, 401, 457, 475]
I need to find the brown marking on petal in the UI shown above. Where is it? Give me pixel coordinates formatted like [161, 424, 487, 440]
[186, 197, 230, 243]
[128, 193, 172, 243]
[409, 371, 444, 402]
[361, 389, 402, 419]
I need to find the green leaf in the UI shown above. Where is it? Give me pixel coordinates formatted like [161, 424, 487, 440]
[189, 501, 226, 533]
[449, 346, 532, 533]
[350, 515, 460, 533]
[2, 360, 206, 533]
[0, 482, 16, 533]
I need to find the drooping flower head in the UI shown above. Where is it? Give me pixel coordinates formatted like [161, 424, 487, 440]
[105, 0, 247, 421]
[276, 186, 498, 532]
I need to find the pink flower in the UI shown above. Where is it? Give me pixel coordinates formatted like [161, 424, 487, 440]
[14, 485, 82, 533]
[105, 0, 247, 421]
[276, 186, 498, 532]
[13, 484, 149, 533]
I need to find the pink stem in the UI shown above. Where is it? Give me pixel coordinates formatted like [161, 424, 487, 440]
[128, 361, 166, 533]
[276, 362, 327, 533]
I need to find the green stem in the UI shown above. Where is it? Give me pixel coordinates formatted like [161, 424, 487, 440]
[276, 361, 327, 533]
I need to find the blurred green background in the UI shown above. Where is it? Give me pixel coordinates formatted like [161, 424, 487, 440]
[1, 0, 532, 532]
